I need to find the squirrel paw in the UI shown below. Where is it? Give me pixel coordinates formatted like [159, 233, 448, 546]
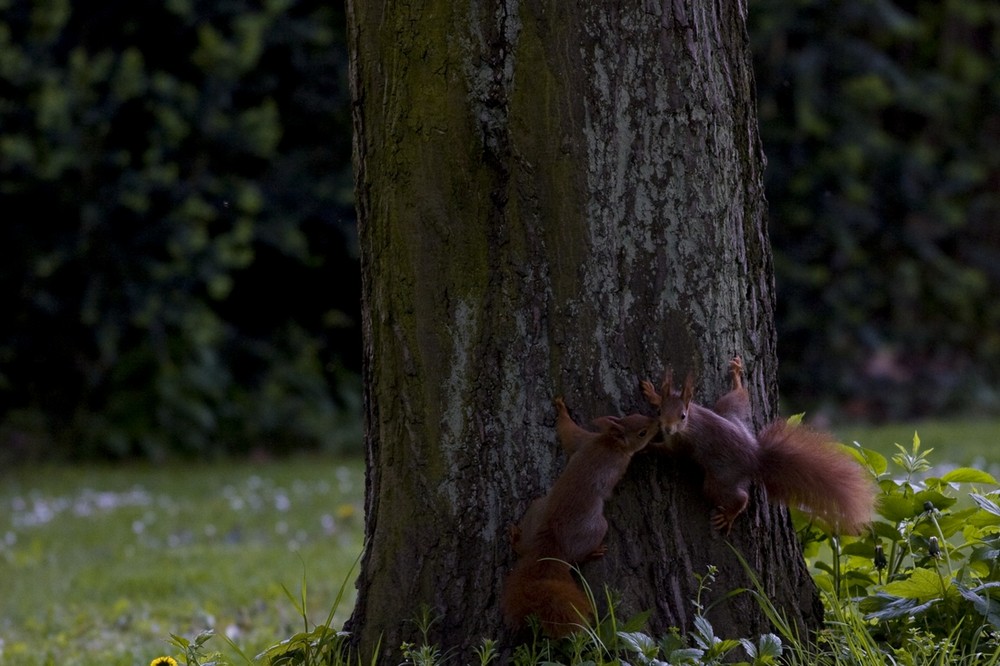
[640, 379, 661, 407]
[710, 508, 736, 535]
[588, 543, 608, 561]
[728, 356, 744, 390]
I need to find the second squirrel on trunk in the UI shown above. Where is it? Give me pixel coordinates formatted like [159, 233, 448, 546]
[501, 398, 658, 637]
[642, 356, 876, 534]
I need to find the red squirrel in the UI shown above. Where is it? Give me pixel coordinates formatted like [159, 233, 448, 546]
[501, 398, 658, 637]
[642, 356, 876, 535]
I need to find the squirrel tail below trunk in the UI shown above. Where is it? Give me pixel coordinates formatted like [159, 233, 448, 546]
[501, 557, 592, 638]
[756, 420, 877, 535]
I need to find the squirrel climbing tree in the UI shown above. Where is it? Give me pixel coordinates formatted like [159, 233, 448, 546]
[346, 1, 822, 661]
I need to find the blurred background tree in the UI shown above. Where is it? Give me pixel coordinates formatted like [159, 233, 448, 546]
[1, 0, 997, 462]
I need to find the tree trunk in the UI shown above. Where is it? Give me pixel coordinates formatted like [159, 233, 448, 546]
[345, 0, 821, 661]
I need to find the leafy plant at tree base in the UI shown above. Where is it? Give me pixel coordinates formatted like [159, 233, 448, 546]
[501, 566, 782, 666]
[155, 432, 1000, 665]
[793, 432, 1000, 659]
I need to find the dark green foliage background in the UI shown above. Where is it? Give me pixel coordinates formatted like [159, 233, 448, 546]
[1, 0, 997, 461]
[751, 0, 1000, 419]
[0, 0, 359, 461]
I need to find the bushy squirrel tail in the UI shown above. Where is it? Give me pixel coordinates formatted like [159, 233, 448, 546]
[756, 420, 877, 534]
[501, 557, 592, 638]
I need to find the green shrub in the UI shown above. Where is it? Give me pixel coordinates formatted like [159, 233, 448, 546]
[0, 0, 359, 460]
[796, 433, 1000, 659]
[752, 1, 1000, 419]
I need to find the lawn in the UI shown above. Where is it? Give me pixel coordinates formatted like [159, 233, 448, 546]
[834, 417, 1000, 470]
[3, 418, 999, 666]
[0, 457, 365, 666]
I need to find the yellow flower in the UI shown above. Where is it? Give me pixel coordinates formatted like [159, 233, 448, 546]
[150, 657, 178, 666]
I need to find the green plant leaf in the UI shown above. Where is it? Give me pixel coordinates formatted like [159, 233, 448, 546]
[740, 637, 759, 658]
[860, 592, 939, 621]
[971, 493, 1000, 517]
[913, 489, 957, 512]
[691, 614, 716, 649]
[668, 647, 705, 664]
[870, 519, 903, 540]
[955, 581, 1000, 628]
[757, 632, 783, 659]
[939, 468, 999, 485]
[933, 508, 979, 538]
[882, 567, 948, 602]
[847, 444, 887, 475]
[879, 494, 918, 522]
[621, 609, 652, 633]
[618, 630, 657, 655]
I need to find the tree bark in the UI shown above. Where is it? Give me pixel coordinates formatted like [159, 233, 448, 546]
[346, 0, 821, 661]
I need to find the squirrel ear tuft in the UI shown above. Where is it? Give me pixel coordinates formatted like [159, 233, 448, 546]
[681, 372, 695, 405]
[661, 368, 674, 396]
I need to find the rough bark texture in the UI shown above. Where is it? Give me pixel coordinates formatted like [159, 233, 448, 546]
[346, 0, 822, 661]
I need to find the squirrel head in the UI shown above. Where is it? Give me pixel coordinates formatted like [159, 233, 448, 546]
[593, 414, 659, 453]
[658, 369, 694, 435]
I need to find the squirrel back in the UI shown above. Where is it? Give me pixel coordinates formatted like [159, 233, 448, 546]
[502, 399, 657, 636]
[643, 356, 876, 534]
[542, 404, 656, 561]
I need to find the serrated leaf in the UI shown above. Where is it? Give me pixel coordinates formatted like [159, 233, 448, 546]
[848, 444, 888, 475]
[712, 638, 743, 654]
[757, 633, 784, 658]
[883, 567, 947, 601]
[871, 519, 902, 540]
[618, 631, 657, 654]
[941, 468, 999, 485]
[879, 494, 918, 522]
[668, 647, 705, 663]
[861, 593, 939, 621]
[692, 614, 716, 645]
[913, 489, 957, 511]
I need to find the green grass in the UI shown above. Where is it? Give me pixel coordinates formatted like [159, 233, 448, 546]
[4, 419, 1000, 665]
[833, 417, 1000, 467]
[0, 456, 365, 666]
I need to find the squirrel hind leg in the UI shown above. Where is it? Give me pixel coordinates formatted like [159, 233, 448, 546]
[710, 504, 746, 535]
[712, 356, 751, 429]
[710, 510, 735, 534]
[705, 481, 749, 534]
